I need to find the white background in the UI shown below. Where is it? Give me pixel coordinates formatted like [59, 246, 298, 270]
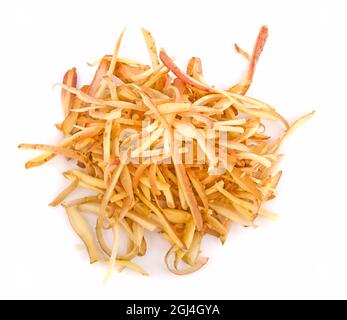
[1, 0, 346, 300]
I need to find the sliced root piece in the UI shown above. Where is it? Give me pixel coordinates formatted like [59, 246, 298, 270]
[61, 67, 77, 116]
[159, 49, 211, 92]
[174, 164, 203, 231]
[209, 202, 256, 227]
[165, 246, 208, 275]
[141, 28, 160, 68]
[230, 26, 268, 95]
[234, 43, 251, 61]
[114, 260, 149, 276]
[49, 176, 79, 207]
[19, 144, 89, 166]
[65, 206, 100, 263]
[104, 222, 120, 282]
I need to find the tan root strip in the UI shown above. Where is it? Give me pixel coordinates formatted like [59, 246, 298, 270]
[65, 206, 100, 263]
[61, 67, 77, 116]
[174, 164, 203, 231]
[142, 28, 160, 68]
[19, 144, 88, 165]
[159, 49, 211, 92]
[49, 176, 79, 207]
[165, 246, 208, 275]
